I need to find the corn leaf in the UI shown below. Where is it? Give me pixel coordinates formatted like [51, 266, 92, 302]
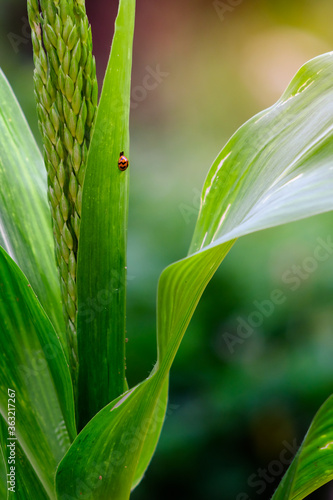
[0, 69, 66, 357]
[0, 413, 48, 499]
[272, 395, 333, 499]
[0, 417, 6, 499]
[130, 379, 169, 490]
[76, 0, 135, 430]
[0, 247, 76, 498]
[56, 53, 333, 500]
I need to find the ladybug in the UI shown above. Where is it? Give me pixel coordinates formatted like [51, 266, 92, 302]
[118, 151, 129, 171]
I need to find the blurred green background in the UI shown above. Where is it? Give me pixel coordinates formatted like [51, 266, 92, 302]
[1, 0, 333, 498]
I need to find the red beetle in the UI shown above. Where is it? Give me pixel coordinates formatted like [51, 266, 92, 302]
[118, 151, 129, 171]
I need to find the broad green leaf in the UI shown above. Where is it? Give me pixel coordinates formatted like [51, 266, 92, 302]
[0, 416, 7, 499]
[76, 0, 135, 430]
[0, 413, 48, 499]
[272, 395, 333, 499]
[189, 53, 333, 254]
[57, 52, 333, 500]
[56, 377, 168, 500]
[0, 465, 5, 499]
[131, 379, 169, 490]
[0, 69, 66, 357]
[0, 247, 76, 498]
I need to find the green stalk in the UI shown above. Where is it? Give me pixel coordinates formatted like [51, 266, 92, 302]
[27, 0, 98, 391]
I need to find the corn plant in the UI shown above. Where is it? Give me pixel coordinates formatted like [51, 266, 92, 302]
[0, 0, 333, 498]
